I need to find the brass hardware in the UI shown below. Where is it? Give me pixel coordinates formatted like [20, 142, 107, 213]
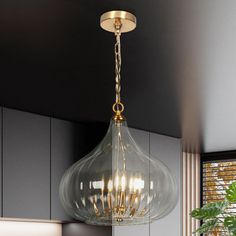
[112, 114, 125, 122]
[112, 102, 124, 114]
[101, 10, 136, 119]
[112, 102, 125, 121]
[114, 31, 122, 107]
[100, 10, 136, 33]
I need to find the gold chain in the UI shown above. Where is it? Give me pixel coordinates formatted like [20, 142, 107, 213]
[113, 21, 124, 116]
[115, 31, 121, 103]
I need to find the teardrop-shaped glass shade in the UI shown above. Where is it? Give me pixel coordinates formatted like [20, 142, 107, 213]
[59, 118, 178, 226]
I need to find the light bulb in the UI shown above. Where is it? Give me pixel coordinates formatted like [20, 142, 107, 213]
[129, 178, 133, 191]
[121, 175, 126, 192]
[59, 119, 178, 226]
[108, 179, 113, 192]
[115, 174, 119, 191]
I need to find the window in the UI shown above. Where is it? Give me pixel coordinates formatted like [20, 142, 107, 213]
[201, 151, 236, 235]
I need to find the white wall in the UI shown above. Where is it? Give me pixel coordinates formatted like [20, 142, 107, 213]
[113, 128, 182, 236]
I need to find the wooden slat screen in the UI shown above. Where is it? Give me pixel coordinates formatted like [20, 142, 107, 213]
[182, 152, 200, 236]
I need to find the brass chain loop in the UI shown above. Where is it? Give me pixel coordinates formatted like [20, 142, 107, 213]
[113, 24, 125, 115]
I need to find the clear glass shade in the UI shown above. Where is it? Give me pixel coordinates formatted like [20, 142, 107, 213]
[59, 118, 178, 226]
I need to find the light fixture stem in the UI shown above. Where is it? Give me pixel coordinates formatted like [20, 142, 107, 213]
[113, 20, 125, 118]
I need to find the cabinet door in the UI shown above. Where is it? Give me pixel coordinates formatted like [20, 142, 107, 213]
[150, 133, 181, 236]
[51, 119, 107, 221]
[51, 118, 77, 221]
[63, 223, 112, 236]
[3, 108, 50, 219]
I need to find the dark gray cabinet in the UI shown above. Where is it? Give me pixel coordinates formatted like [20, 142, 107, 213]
[51, 118, 76, 221]
[51, 118, 92, 221]
[0, 106, 111, 236]
[62, 223, 112, 236]
[0, 108, 89, 221]
[2, 108, 50, 219]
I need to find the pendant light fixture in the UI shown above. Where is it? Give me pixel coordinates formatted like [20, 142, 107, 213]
[59, 10, 178, 226]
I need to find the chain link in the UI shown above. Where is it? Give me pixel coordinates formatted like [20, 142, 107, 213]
[114, 30, 122, 104]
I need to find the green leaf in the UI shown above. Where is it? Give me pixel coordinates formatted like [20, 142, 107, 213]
[190, 208, 206, 220]
[193, 219, 218, 234]
[190, 201, 228, 220]
[226, 181, 236, 203]
[224, 217, 236, 236]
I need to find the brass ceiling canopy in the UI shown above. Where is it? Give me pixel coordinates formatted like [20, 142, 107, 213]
[100, 10, 136, 33]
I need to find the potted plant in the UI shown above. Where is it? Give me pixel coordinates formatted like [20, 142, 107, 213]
[190, 181, 236, 235]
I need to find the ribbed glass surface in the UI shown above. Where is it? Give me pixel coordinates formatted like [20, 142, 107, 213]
[59, 119, 178, 226]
